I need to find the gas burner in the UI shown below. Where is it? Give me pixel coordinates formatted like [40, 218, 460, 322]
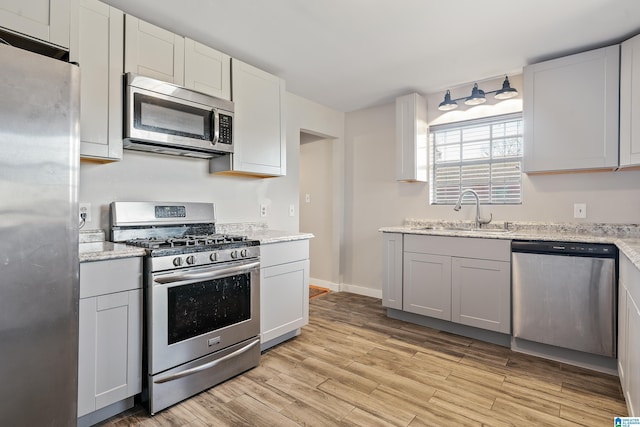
[125, 234, 250, 251]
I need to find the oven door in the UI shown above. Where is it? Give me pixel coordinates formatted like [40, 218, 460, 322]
[149, 259, 260, 375]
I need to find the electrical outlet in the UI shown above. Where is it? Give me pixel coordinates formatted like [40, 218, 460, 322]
[260, 204, 267, 217]
[574, 203, 587, 219]
[289, 204, 295, 217]
[79, 203, 91, 222]
[305, 194, 311, 203]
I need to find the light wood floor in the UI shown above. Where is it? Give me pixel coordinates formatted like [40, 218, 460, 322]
[100, 292, 627, 426]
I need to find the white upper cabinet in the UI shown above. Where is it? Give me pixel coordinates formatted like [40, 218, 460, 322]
[124, 15, 231, 101]
[523, 45, 619, 173]
[211, 58, 286, 177]
[0, 0, 71, 48]
[124, 15, 185, 85]
[184, 38, 230, 100]
[395, 93, 428, 182]
[620, 34, 640, 168]
[70, 0, 123, 161]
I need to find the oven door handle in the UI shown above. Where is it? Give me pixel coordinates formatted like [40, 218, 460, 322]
[153, 338, 260, 384]
[154, 261, 260, 284]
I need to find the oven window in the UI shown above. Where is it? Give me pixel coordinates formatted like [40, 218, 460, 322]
[134, 93, 213, 140]
[167, 273, 251, 345]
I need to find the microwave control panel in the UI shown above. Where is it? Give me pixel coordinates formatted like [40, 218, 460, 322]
[219, 114, 232, 145]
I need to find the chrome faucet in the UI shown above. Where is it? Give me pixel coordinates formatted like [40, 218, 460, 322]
[453, 189, 492, 229]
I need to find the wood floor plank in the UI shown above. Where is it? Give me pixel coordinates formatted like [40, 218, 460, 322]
[97, 292, 627, 426]
[317, 378, 416, 426]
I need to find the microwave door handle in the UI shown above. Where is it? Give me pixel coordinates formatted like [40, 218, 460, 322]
[212, 109, 219, 145]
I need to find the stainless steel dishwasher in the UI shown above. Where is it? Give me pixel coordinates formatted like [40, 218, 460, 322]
[511, 240, 617, 357]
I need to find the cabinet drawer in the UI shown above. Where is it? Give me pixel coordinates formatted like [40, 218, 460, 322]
[404, 234, 510, 262]
[80, 257, 142, 298]
[261, 240, 309, 267]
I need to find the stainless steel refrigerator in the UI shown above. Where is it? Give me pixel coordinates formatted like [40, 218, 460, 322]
[0, 43, 80, 425]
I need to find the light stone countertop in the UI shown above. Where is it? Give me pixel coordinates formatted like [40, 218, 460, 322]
[379, 220, 640, 271]
[79, 241, 147, 263]
[244, 229, 314, 244]
[78, 227, 313, 262]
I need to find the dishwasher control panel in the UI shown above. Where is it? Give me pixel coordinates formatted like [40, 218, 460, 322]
[511, 240, 617, 257]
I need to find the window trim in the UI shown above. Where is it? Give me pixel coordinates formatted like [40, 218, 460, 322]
[429, 112, 523, 206]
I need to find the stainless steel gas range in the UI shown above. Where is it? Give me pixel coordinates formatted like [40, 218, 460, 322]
[111, 202, 260, 415]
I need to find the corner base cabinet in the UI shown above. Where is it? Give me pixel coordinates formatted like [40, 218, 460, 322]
[260, 239, 310, 351]
[78, 257, 142, 423]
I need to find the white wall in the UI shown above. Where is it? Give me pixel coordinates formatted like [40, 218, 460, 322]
[343, 74, 640, 295]
[79, 92, 344, 236]
[300, 138, 334, 283]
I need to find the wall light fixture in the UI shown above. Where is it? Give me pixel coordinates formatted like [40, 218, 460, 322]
[438, 76, 518, 111]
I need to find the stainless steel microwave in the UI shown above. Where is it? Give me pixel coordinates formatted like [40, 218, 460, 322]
[124, 73, 234, 159]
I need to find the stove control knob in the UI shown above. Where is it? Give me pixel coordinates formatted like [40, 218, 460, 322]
[230, 250, 238, 259]
[173, 257, 183, 267]
[209, 253, 218, 262]
[240, 249, 248, 258]
[186, 255, 196, 265]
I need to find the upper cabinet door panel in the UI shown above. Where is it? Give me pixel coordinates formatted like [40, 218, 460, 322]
[124, 15, 184, 85]
[0, 0, 70, 47]
[184, 38, 230, 100]
[523, 45, 619, 173]
[72, 0, 124, 161]
[230, 58, 286, 176]
[621, 34, 640, 167]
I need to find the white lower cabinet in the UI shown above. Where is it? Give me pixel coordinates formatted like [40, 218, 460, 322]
[619, 253, 640, 416]
[260, 239, 310, 350]
[78, 257, 142, 422]
[451, 257, 510, 333]
[403, 252, 451, 320]
[396, 234, 511, 333]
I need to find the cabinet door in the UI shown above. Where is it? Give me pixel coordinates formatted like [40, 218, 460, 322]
[124, 15, 184, 85]
[523, 45, 619, 172]
[621, 34, 640, 167]
[395, 93, 428, 182]
[627, 294, 640, 416]
[184, 38, 230, 100]
[451, 257, 510, 333]
[230, 58, 286, 176]
[77, 289, 142, 417]
[403, 252, 451, 320]
[0, 0, 70, 47]
[71, 0, 123, 161]
[382, 233, 403, 309]
[261, 260, 309, 344]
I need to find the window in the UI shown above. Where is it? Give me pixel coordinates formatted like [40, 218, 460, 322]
[430, 113, 523, 205]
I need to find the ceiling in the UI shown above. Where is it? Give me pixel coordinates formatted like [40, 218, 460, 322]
[104, 0, 640, 112]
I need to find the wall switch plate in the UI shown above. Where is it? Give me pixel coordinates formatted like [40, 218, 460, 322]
[305, 194, 311, 203]
[79, 203, 91, 222]
[260, 204, 267, 217]
[289, 204, 295, 217]
[574, 203, 587, 219]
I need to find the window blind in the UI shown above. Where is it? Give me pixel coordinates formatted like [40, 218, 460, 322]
[430, 113, 523, 205]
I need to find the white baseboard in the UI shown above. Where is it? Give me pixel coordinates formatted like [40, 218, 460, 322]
[310, 278, 382, 299]
[309, 278, 340, 292]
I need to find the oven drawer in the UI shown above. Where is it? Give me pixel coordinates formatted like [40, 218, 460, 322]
[148, 337, 260, 414]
